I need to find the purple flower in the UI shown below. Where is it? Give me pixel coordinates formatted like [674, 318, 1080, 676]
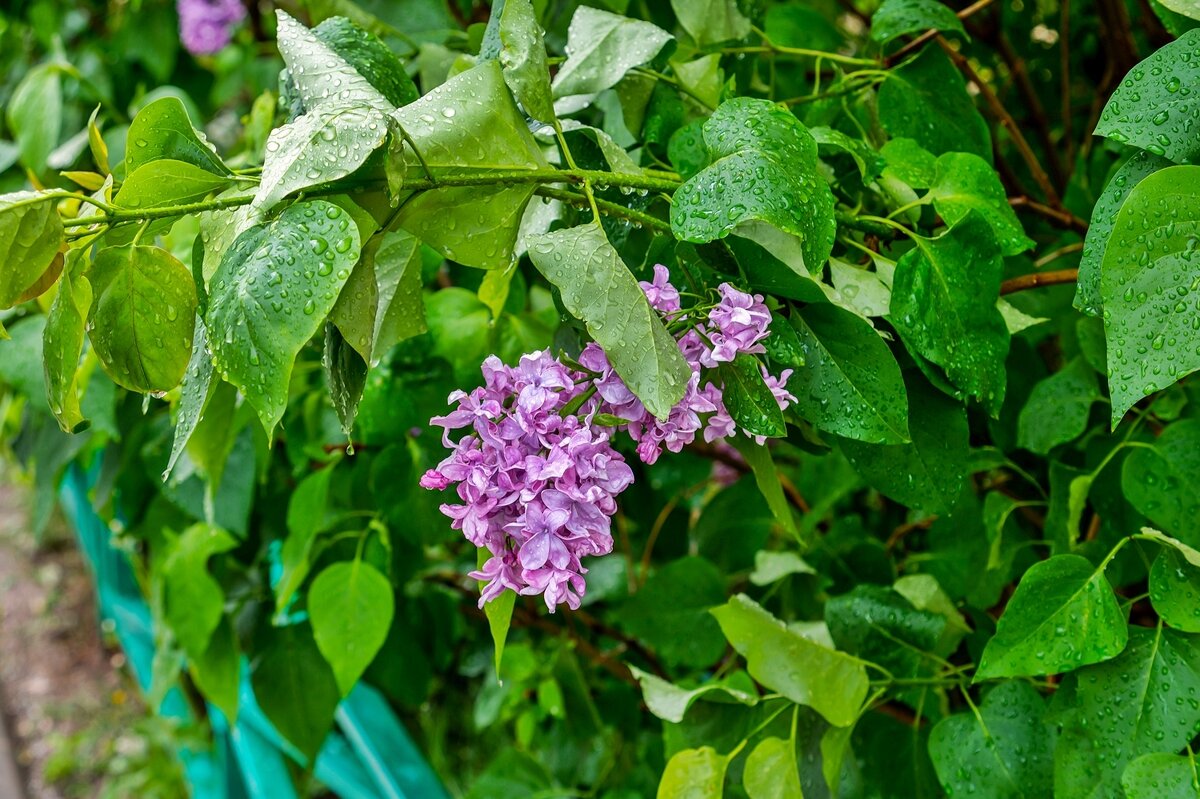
[640, 264, 682, 313]
[701, 283, 772, 367]
[177, 0, 246, 56]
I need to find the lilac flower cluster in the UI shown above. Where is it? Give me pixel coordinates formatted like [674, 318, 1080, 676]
[421, 267, 795, 611]
[177, 0, 246, 56]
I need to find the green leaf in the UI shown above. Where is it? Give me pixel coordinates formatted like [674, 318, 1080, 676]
[189, 616, 240, 722]
[391, 61, 548, 270]
[115, 159, 231, 210]
[671, 0, 751, 47]
[1095, 29, 1200, 162]
[85, 244, 198, 393]
[1121, 752, 1200, 799]
[1150, 548, 1200, 632]
[0, 192, 65, 309]
[1102, 166, 1200, 425]
[1017, 357, 1101, 455]
[717, 354, 786, 438]
[672, 98, 837, 275]
[1076, 151, 1171, 316]
[728, 437, 798, 540]
[928, 682, 1055, 799]
[275, 11, 391, 111]
[252, 104, 388, 214]
[551, 6, 673, 99]
[881, 137, 938, 189]
[1055, 626, 1200, 799]
[206, 200, 361, 437]
[126, 96, 230, 175]
[1122, 420, 1200, 545]
[1141, 527, 1200, 568]
[893, 573, 971, 656]
[164, 320, 215, 480]
[838, 374, 968, 514]
[6, 64, 61, 173]
[711, 594, 870, 727]
[786, 302, 910, 444]
[323, 323, 367, 436]
[330, 228, 426, 364]
[871, 0, 967, 44]
[497, 0, 555, 123]
[879, 46, 991, 160]
[621, 557, 728, 669]
[631, 666, 757, 724]
[826, 585, 947, 685]
[527, 221, 689, 419]
[162, 523, 238, 658]
[478, 547, 516, 678]
[657, 746, 729, 799]
[749, 550, 816, 586]
[250, 620, 341, 761]
[312, 16, 418, 108]
[812, 126, 886, 181]
[309, 559, 395, 696]
[744, 736, 803, 799]
[889, 213, 1010, 415]
[975, 554, 1128, 680]
[42, 252, 91, 433]
[276, 466, 335, 615]
[928, 152, 1034, 255]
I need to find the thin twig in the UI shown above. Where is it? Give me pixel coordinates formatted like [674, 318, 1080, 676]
[1060, 0, 1073, 179]
[1008, 196, 1089, 233]
[994, 30, 1066, 186]
[1034, 242, 1083, 269]
[999, 268, 1079, 295]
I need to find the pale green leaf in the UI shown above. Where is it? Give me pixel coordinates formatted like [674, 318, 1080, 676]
[551, 7, 672, 99]
[126, 96, 230, 175]
[498, 0, 556, 123]
[0, 191, 66, 309]
[657, 747, 729, 799]
[672, 0, 751, 46]
[744, 736, 803, 799]
[275, 10, 392, 111]
[162, 523, 237, 658]
[630, 666, 757, 724]
[309, 559, 395, 695]
[42, 251, 91, 433]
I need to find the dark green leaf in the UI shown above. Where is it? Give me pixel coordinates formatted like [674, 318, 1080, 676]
[728, 437, 798, 540]
[275, 10, 391, 110]
[86, 244, 198, 393]
[928, 152, 1034, 255]
[621, 557, 727, 669]
[189, 617, 240, 723]
[276, 467, 335, 615]
[323, 323, 367, 437]
[717, 354, 786, 438]
[871, 0, 967, 45]
[1121, 752, 1200, 799]
[1150, 548, 1200, 632]
[162, 523, 237, 658]
[1017, 357, 1101, 455]
[671, 0, 751, 46]
[313, 16, 418, 108]
[826, 585, 947, 682]
[879, 46, 991, 160]
[250, 620, 341, 761]
[1122, 419, 1200, 545]
[497, 0, 555, 123]
[206, 200, 361, 437]
[527, 221, 689, 419]
[975, 554, 1127, 679]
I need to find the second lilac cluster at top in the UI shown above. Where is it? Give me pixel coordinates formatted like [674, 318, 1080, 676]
[420, 267, 795, 611]
[177, 0, 246, 56]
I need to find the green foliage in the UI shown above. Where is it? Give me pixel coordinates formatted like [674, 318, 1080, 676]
[4, 2, 1200, 796]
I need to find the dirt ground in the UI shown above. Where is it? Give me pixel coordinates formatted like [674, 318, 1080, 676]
[0, 465, 153, 799]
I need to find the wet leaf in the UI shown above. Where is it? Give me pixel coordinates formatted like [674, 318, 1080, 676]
[551, 6, 672, 98]
[0, 191, 66, 310]
[497, 0, 555, 123]
[309, 559, 395, 695]
[275, 10, 391, 111]
[1150, 548, 1200, 632]
[1122, 420, 1200, 545]
[125, 96, 230, 175]
[671, 0, 751, 47]
[744, 736, 803, 799]
[928, 152, 1034, 255]
[1121, 752, 1200, 799]
[871, 0, 967, 45]
[1017, 357, 1102, 455]
[657, 746, 729, 798]
[879, 46, 991, 160]
[42, 251, 91, 433]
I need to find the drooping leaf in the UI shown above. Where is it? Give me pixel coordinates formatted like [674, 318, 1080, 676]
[889, 213, 1010, 415]
[871, 0, 967, 44]
[250, 620, 341, 762]
[252, 104, 389, 213]
[330, 228, 426, 364]
[786, 302, 910, 444]
[0, 191, 65, 309]
[672, 98, 837, 275]
[879, 46, 991, 160]
[391, 61, 549, 269]
[276, 466, 335, 615]
[1122, 420, 1200, 546]
[527, 221, 689, 419]
[749, 550, 816, 586]
[478, 546, 516, 678]
[1017, 357, 1102, 455]
[711, 594, 869, 727]
[164, 319, 215, 480]
[126, 96, 230, 175]
[497, 0, 555, 123]
[826, 585, 947, 683]
[206, 200, 361, 437]
[162, 523, 238, 658]
[928, 152, 1034, 255]
[323, 323, 368, 437]
[1054, 626, 1200, 799]
[975, 554, 1128, 679]
[309, 559, 395, 695]
[928, 682, 1055, 799]
[85, 244, 198, 393]
[1102, 166, 1200, 426]
[1095, 29, 1200, 163]
[838, 374, 968, 514]
[275, 10, 392, 111]
[727, 437, 798, 540]
[42, 251, 91, 433]
[189, 616, 240, 722]
[551, 6, 673, 99]
[1076, 150, 1171, 316]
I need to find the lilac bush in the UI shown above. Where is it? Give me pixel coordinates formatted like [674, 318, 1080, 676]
[421, 268, 795, 611]
[177, 0, 246, 56]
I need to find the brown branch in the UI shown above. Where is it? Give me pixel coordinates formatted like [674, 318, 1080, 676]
[1060, 0, 1073, 178]
[993, 31, 1066, 186]
[885, 0, 998, 65]
[1000, 268, 1079, 295]
[935, 36, 1063, 210]
[1009, 196, 1089, 233]
[685, 440, 811, 514]
[886, 516, 937, 550]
